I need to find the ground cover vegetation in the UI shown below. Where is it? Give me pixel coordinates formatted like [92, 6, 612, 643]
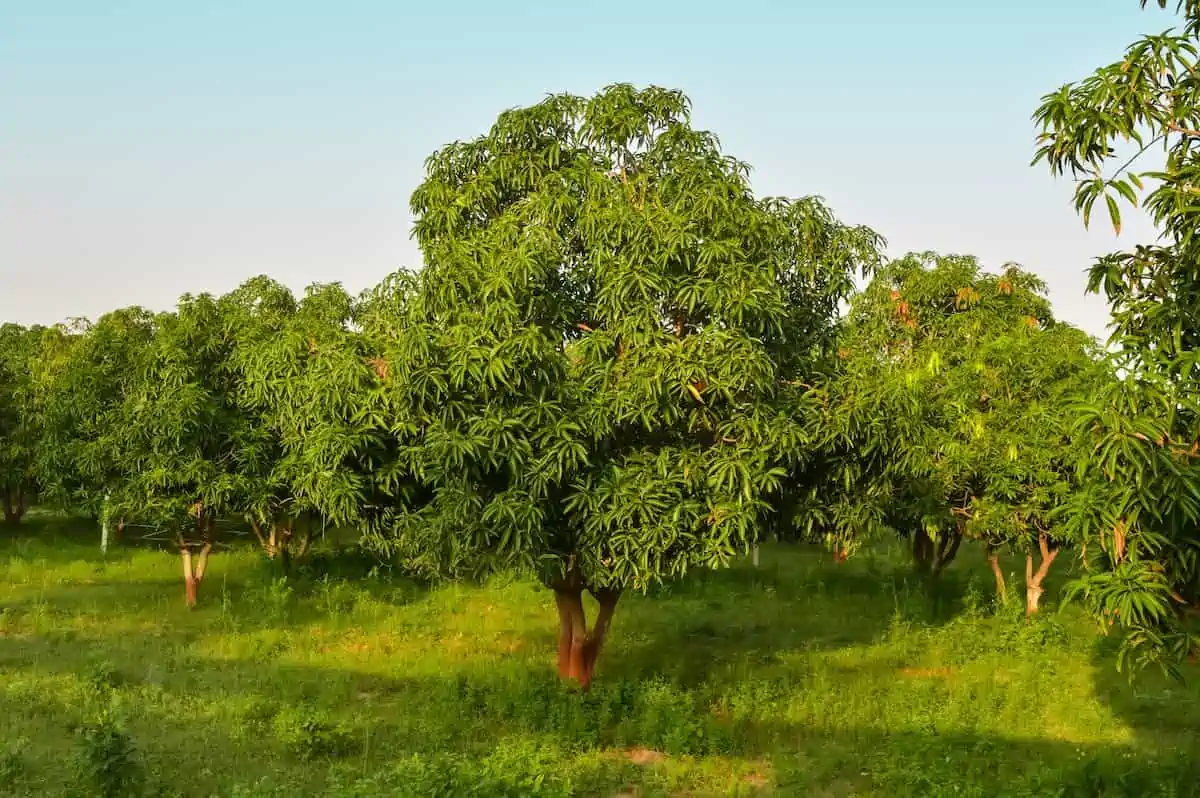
[2, 2, 1200, 793]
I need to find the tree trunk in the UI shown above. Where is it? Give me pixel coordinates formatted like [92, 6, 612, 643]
[294, 523, 312, 559]
[987, 545, 1007, 603]
[1025, 534, 1060, 616]
[581, 589, 620, 685]
[180, 539, 197, 608]
[933, 524, 965, 575]
[751, 544, 760, 568]
[553, 586, 621, 691]
[179, 516, 216, 608]
[249, 517, 271, 556]
[2, 487, 24, 526]
[912, 528, 933, 576]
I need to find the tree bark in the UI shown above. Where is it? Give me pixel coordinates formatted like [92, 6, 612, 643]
[2, 487, 24, 525]
[581, 589, 620, 685]
[912, 528, 933, 576]
[553, 586, 621, 691]
[180, 537, 197, 608]
[249, 517, 271, 555]
[987, 545, 1007, 603]
[1025, 534, 1060, 616]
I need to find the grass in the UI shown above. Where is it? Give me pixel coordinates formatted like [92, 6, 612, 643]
[0, 514, 1198, 796]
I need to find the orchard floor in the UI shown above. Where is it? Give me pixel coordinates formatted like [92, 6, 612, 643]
[0, 515, 1198, 797]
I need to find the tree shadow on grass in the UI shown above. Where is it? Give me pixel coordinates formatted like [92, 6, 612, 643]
[594, 543, 969, 687]
[2, 629, 1198, 797]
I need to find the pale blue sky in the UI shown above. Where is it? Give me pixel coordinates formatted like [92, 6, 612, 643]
[1, 1, 1172, 337]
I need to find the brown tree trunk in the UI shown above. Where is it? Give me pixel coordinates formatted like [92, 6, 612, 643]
[2, 488, 24, 525]
[933, 523, 965, 575]
[581, 589, 620, 685]
[912, 528, 933, 575]
[987, 545, 1007, 603]
[180, 516, 216, 608]
[554, 588, 587, 683]
[913, 526, 963, 579]
[553, 586, 621, 691]
[249, 517, 271, 555]
[1025, 534, 1060, 616]
[293, 519, 312, 559]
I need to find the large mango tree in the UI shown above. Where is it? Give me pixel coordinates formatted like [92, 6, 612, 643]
[361, 84, 882, 688]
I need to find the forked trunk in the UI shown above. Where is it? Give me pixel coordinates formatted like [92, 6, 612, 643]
[553, 587, 621, 691]
[912, 524, 964, 581]
[987, 545, 1008, 603]
[1025, 534, 1060, 616]
[179, 516, 216, 608]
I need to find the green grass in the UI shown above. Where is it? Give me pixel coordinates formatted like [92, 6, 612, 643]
[0, 514, 1198, 797]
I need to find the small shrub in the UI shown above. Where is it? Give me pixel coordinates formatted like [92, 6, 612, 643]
[0, 737, 28, 788]
[271, 705, 358, 760]
[75, 714, 142, 798]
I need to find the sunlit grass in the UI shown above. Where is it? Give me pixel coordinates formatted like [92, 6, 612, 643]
[0, 514, 1197, 796]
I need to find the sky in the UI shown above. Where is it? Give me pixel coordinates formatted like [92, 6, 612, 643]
[0, 1, 1177, 339]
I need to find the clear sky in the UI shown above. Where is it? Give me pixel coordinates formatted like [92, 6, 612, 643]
[1, 1, 1174, 338]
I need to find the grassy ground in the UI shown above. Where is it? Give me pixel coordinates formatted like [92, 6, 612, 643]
[0, 514, 1198, 797]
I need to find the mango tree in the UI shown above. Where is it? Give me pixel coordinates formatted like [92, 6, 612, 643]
[229, 278, 384, 564]
[802, 252, 1103, 613]
[36, 310, 156, 534]
[364, 84, 882, 688]
[0, 324, 44, 525]
[1033, 0, 1200, 672]
[108, 294, 250, 606]
[218, 276, 312, 568]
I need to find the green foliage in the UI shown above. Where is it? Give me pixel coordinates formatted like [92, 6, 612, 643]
[794, 252, 1104, 591]
[74, 713, 142, 798]
[360, 83, 881, 593]
[271, 705, 359, 761]
[1033, 0, 1200, 671]
[0, 323, 60, 524]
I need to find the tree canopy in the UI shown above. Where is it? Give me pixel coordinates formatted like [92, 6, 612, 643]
[1033, 0, 1200, 672]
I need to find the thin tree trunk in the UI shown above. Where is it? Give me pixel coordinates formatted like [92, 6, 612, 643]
[751, 544, 760, 568]
[249, 517, 270, 555]
[987, 545, 1007, 603]
[180, 535, 197, 608]
[933, 524, 964, 575]
[912, 528, 933, 576]
[194, 539, 213, 585]
[1025, 534, 1060, 616]
[293, 522, 312, 559]
[2, 488, 22, 525]
[581, 589, 621, 685]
